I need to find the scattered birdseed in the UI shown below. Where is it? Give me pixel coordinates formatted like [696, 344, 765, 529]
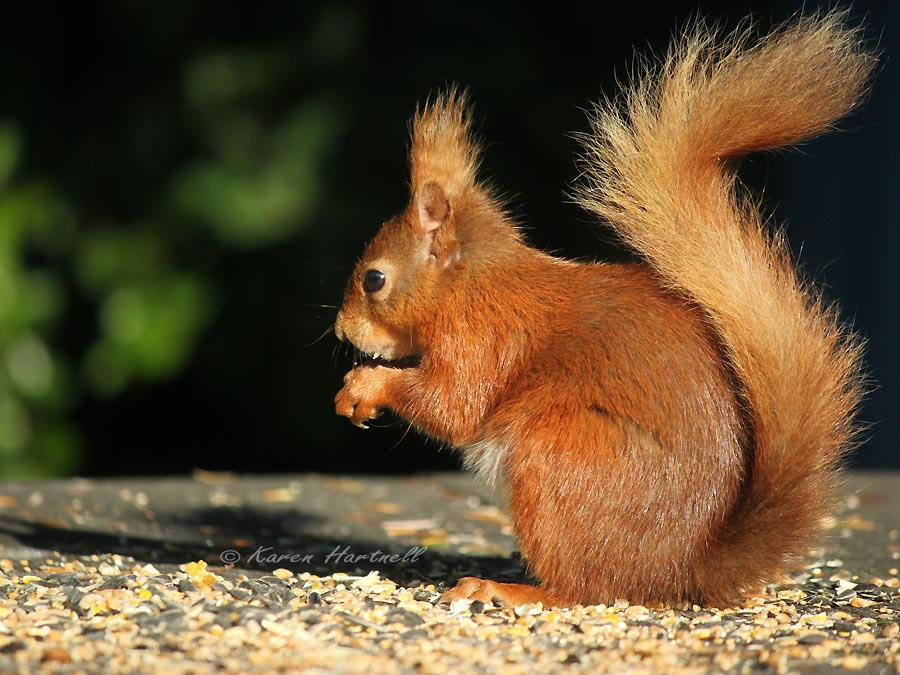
[0, 472, 896, 673]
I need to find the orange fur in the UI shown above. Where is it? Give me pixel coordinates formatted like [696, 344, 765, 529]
[334, 13, 872, 607]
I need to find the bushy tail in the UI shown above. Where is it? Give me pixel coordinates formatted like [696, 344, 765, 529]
[575, 12, 873, 598]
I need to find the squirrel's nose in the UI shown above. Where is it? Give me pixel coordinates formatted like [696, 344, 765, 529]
[334, 313, 346, 341]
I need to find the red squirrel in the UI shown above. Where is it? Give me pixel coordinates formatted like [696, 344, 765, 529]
[333, 13, 873, 607]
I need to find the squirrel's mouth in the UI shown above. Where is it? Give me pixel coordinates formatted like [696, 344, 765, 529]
[356, 352, 421, 369]
[335, 315, 420, 369]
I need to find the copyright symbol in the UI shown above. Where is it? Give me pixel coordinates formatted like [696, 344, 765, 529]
[220, 549, 241, 564]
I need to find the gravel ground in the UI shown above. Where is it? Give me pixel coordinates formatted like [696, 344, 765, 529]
[0, 471, 897, 673]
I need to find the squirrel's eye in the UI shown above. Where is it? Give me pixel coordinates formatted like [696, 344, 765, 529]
[363, 269, 386, 293]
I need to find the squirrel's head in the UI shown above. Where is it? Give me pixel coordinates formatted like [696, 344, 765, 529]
[335, 88, 518, 363]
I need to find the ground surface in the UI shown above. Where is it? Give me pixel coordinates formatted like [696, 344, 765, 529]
[0, 471, 897, 673]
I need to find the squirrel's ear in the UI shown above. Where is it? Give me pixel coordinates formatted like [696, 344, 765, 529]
[410, 88, 479, 211]
[415, 181, 451, 234]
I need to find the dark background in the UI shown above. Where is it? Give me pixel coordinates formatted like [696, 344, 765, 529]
[0, 1, 895, 478]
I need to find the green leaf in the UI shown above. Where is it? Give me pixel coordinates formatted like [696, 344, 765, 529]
[93, 275, 214, 384]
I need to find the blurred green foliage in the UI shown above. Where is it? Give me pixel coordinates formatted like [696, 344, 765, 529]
[0, 121, 77, 476]
[0, 24, 342, 477]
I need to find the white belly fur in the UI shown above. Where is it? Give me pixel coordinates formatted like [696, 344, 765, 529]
[461, 438, 510, 504]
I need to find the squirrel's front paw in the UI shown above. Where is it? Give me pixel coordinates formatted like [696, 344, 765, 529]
[335, 366, 392, 428]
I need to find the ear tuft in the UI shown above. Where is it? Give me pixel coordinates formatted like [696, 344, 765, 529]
[416, 181, 451, 233]
[410, 87, 481, 199]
